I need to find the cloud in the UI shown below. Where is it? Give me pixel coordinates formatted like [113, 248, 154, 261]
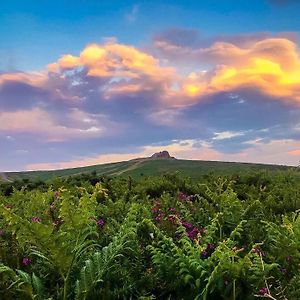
[125, 5, 139, 23]
[3, 36, 300, 114]
[237, 138, 300, 165]
[27, 137, 300, 171]
[0, 108, 119, 141]
[212, 131, 245, 140]
[2, 34, 300, 170]
[154, 35, 300, 102]
[53, 42, 174, 80]
[147, 109, 187, 127]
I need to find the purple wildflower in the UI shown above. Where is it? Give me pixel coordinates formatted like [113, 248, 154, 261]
[31, 217, 41, 223]
[151, 207, 159, 214]
[53, 219, 62, 226]
[258, 287, 268, 296]
[188, 227, 200, 240]
[181, 221, 193, 230]
[191, 227, 200, 234]
[4, 204, 12, 209]
[96, 219, 105, 227]
[155, 216, 162, 222]
[178, 192, 187, 201]
[201, 250, 208, 258]
[22, 257, 32, 266]
[280, 268, 287, 274]
[169, 207, 176, 212]
[207, 243, 216, 251]
[168, 215, 176, 223]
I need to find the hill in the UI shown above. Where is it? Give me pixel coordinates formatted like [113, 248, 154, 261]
[0, 156, 292, 182]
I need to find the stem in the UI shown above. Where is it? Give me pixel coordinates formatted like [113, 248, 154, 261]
[62, 231, 81, 300]
[63, 276, 68, 300]
[233, 279, 236, 300]
[259, 253, 278, 300]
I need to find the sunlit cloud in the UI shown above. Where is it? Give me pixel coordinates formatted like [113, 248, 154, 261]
[2, 33, 300, 170]
[3, 36, 300, 111]
[155, 36, 300, 103]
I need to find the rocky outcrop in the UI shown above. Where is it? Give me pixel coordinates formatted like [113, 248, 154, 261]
[150, 151, 175, 159]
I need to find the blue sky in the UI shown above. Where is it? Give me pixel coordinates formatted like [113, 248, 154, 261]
[2, 0, 300, 70]
[1, 0, 300, 170]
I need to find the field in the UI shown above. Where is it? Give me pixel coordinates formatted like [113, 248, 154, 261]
[1, 164, 300, 299]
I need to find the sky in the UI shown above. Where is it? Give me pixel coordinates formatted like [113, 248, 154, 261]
[1, 0, 300, 171]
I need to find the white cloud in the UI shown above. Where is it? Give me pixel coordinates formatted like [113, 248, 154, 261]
[125, 5, 139, 23]
[212, 131, 245, 140]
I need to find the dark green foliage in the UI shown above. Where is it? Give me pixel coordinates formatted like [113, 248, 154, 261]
[0, 170, 300, 299]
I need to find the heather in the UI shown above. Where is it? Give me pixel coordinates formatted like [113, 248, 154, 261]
[0, 170, 300, 299]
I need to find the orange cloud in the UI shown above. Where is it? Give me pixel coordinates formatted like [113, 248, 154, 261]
[4, 37, 300, 109]
[0, 72, 46, 87]
[288, 149, 300, 155]
[54, 42, 174, 80]
[156, 37, 300, 103]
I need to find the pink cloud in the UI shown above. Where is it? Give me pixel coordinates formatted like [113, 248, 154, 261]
[0, 108, 119, 141]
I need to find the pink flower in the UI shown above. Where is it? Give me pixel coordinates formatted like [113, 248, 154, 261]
[168, 215, 176, 223]
[31, 217, 41, 223]
[258, 288, 268, 296]
[53, 219, 62, 226]
[151, 207, 159, 214]
[178, 192, 187, 201]
[4, 204, 12, 209]
[155, 216, 162, 222]
[96, 219, 105, 227]
[22, 257, 32, 266]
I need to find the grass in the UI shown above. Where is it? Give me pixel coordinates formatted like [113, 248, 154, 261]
[0, 158, 292, 182]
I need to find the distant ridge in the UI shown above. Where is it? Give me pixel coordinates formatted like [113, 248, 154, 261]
[0, 157, 292, 183]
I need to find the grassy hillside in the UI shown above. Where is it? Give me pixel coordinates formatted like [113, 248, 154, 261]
[0, 158, 292, 182]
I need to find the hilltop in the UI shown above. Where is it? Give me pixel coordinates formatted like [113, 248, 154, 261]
[150, 150, 175, 159]
[0, 151, 292, 182]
